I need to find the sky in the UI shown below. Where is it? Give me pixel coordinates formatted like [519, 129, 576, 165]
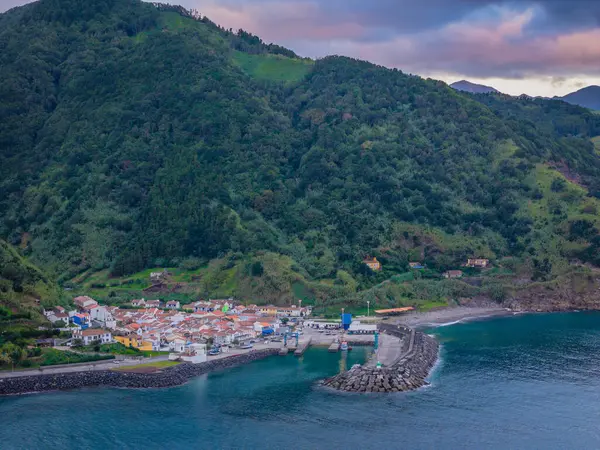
[2, 0, 600, 96]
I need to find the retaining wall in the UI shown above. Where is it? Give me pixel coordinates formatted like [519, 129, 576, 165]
[0, 349, 279, 396]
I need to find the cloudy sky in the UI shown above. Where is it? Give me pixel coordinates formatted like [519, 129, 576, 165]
[3, 0, 600, 96]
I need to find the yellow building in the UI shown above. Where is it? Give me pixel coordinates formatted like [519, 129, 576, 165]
[257, 305, 278, 316]
[363, 256, 382, 271]
[114, 335, 153, 351]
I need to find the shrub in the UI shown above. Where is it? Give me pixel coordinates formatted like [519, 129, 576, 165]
[550, 178, 567, 192]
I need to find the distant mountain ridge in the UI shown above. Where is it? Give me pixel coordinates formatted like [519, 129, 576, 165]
[557, 86, 600, 111]
[450, 80, 499, 94]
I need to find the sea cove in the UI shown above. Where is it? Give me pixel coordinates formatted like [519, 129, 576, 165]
[3, 312, 600, 449]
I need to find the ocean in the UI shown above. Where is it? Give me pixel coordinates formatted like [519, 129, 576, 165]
[3, 312, 600, 449]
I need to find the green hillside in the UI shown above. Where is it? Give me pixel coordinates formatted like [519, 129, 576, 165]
[0, 240, 65, 336]
[1, 0, 600, 310]
[232, 51, 314, 83]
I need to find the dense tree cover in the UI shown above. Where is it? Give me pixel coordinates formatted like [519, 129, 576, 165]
[1, 0, 599, 289]
[472, 93, 600, 194]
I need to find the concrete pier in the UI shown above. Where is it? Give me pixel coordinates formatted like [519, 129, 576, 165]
[328, 342, 340, 352]
[294, 337, 312, 356]
[279, 348, 289, 356]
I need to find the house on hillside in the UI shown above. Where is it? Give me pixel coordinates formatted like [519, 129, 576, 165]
[166, 300, 180, 310]
[46, 311, 70, 326]
[363, 256, 382, 271]
[150, 269, 169, 284]
[72, 328, 112, 346]
[466, 258, 490, 268]
[73, 296, 98, 310]
[114, 334, 153, 351]
[131, 299, 146, 307]
[443, 270, 463, 279]
[145, 300, 161, 308]
[257, 305, 278, 316]
[71, 312, 91, 328]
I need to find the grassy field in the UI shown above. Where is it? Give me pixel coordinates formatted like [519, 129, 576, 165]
[113, 360, 180, 372]
[232, 51, 314, 83]
[417, 300, 449, 311]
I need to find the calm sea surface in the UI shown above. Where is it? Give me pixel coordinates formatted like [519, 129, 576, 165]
[3, 312, 600, 449]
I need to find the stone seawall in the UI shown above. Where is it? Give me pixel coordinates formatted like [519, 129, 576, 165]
[321, 328, 439, 393]
[0, 349, 279, 396]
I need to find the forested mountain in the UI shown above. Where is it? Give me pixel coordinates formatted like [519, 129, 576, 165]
[450, 80, 499, 94]
[558, 86, 600, 111]
[1, 0, 600, 306]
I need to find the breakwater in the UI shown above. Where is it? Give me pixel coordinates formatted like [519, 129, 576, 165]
[0, 349, 279, 396]
[321, 325, 439, 393]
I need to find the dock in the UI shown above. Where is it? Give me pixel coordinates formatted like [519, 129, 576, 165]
[294, 337, 312, 356]
[328, 342, 340, 352]
[278, 347, 289, 356]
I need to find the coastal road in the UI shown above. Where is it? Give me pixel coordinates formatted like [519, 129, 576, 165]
[0, 355, 170, 379]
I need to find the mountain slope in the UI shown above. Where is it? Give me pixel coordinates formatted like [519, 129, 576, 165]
[1, 0, 600, 306]
[558, 86, 600, 111]
[0, 240, 64, 332]
[450, 80, 499, 94]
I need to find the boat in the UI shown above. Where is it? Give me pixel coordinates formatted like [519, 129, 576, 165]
[340, 341, 349, 351]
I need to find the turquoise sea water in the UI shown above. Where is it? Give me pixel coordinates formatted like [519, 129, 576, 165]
[3, 312, 600, 449]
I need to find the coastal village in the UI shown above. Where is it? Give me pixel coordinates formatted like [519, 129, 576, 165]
[8, 255, 492, 371]
[42, 257, 491, 352]
[43, 295, 312, 362]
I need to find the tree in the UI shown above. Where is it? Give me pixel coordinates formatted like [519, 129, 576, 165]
[0, 352, 11, 367]
[0, 343, 25, 367]
[550, 178, 567, 192]
[250, 261, 264, 277]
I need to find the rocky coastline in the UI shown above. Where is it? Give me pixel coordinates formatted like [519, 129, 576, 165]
[0, 348, 279, 396]
[321, 325, 439, 393]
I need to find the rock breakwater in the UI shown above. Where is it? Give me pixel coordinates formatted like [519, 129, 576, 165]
[0, 349, 279, 396]
[321, 327, 439, 393]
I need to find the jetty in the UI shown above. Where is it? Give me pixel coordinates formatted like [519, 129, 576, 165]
[328, 341, 340, 352]
[321, 324, 438, 393]
[294, 337, 312, 356]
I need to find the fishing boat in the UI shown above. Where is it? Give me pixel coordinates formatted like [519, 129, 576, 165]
[340, 341, 349, 351]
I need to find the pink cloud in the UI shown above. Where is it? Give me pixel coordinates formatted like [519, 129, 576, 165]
[183, 1, 600, 78]
[199, 1, 366, 42]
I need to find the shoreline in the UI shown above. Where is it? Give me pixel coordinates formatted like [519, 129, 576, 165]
[3, 307, 592, 396]
[393, 306, 517, 329]
[0, 349, 279, 396]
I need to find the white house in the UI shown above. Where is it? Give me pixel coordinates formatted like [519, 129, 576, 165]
[169, 343, 207, 364]
[166, 300, 180, 310]
[89, 306, 117, 330]
[131, 299, 146, 307]
[72, 328, 113, 346]
[169, 338, 186, 353]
